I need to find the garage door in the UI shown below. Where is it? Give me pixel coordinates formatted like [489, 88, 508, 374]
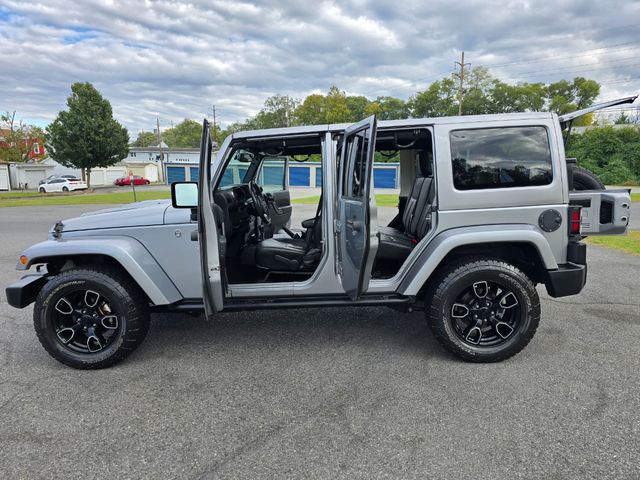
[24, 169, 46, 189]
[189, 167, 199, 182]
[289, 166, 310, 187]
[373, 168, 397, 188]
[167, 166, 186, 184]
[0, 168, 8, 190]
[106, 169, 127, 184]
[315, 167, 322, 187]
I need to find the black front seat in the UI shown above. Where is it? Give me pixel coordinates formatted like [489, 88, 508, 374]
[255, 214, 322, 271]
[376, 176, 434, 261]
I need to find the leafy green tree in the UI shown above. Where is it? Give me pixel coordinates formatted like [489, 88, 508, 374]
[294, 94, 326, 125]
[162, 119, 202, 148]
[345, 95, 370, 122]
[132, 131, 157, 147]
[46, 82, 129, 188]
[566, 125, 640, 184]
[324, 86, 352, 124]
[366, 96, 409, 120]
[253, 94, 300, 128]
[409, 77, 458, 117]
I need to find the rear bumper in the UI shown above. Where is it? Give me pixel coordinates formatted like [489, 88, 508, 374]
[544, 262, 587, 298]
[5, 272, 49, 308]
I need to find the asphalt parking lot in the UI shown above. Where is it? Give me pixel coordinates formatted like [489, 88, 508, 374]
[0, 204, 639, 480]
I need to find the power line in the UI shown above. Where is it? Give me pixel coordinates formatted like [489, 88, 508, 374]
[485, 40, 640, 67]
[512, 57, 640, 76]
[511, 63, 640, 80]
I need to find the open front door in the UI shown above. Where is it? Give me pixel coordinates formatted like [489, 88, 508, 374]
[198, 120, 224, 316]
[337, 115, 378, 300]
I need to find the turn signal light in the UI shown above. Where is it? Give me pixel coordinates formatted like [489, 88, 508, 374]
[19, 255, 28, 265]
[569, 207, 582, 235]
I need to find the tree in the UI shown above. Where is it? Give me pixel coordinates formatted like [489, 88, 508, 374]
[253, 94, 300, 128]
[0, 111, 44, 162]
[294, 94, 326, 125]
[132, 131, 157, 147]
[47, 82, 129, 188]
[163, 119, 201, 148]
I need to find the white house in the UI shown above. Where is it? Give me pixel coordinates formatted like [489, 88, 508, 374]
[8, 161, 55, 190]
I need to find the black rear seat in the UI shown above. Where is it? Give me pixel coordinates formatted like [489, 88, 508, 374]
[377, 176, 434, 261]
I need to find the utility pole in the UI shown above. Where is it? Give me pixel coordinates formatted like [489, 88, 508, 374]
[453, 51, 471, 116]
[156, 118, 165, 183]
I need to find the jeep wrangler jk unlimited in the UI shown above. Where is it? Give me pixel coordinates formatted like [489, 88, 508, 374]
[6, 96, 635, 369]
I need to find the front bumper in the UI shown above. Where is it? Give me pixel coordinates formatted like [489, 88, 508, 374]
[5, 272, 49, 308]
[544, 262, 587, 298]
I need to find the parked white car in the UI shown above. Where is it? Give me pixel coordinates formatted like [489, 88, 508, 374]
[38, 178, 88, 193]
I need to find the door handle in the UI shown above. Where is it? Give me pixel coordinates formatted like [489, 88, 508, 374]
[346, 219, 362, 232]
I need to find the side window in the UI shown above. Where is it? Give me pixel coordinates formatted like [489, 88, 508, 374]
[450, 126, 552, 190]
[219, 154, 250, 188]
[257, 156, 286, 193]
[342, 128, 369, 198]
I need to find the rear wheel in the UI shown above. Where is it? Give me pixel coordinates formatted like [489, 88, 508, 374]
[572, 166, 605, 190]
[33, 266, 150, 369]
[426, 257, 540, 362]
[39, 187, 46, 193]
[62, 186, 69, 192]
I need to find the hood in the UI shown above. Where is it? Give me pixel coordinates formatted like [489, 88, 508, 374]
[58, 200, 173, 232]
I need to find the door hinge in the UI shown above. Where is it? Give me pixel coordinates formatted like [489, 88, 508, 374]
[334, 219, 341, 233]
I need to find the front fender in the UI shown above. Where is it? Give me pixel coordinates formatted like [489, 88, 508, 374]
[398, 224, 559, 296]
[17, 236, 182, 306]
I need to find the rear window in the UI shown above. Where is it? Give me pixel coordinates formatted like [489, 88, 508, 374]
[450, 126, 552, 190]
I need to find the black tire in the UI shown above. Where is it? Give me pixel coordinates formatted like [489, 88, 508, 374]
[62, 186, 69, 192]
[426, 257, 540, 363]
[572, 166, 605, 190]
[33, 266, 150, 369]
[39, 187, 45, 193]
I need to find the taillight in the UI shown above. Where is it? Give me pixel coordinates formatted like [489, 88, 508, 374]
[569, 206, 582, 235]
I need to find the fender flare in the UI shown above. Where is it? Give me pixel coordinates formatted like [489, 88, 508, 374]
[398, 224, 559, 296]
[17, 236, 182, 305]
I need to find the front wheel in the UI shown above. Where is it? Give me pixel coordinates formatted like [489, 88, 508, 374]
[33, 266, 150, 369]
[426, 257, 540, 362]
[39, 187, 46, 193]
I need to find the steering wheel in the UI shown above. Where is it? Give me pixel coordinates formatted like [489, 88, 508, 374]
[248, 181, 271, 224]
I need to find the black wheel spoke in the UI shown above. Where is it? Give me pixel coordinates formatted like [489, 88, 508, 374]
[101, 315, 118, 330]
[86, 327, 104, 353]
[495, 321, 514, 339]
[55, 297, 74, 315]
[451, 303, 469, 319]
[84, 290, 100, 308]
[56, 324, 80, 344]
[472, 281, 488, 299]
[463, 325, 482, 345]
[499, 292, 518, 309]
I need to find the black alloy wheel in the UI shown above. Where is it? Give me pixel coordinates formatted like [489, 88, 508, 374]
[426, 257, 540, 362]
[34, 266, 150, 369]
[449, 280, 521, 347]
[50, 288, 121, 354]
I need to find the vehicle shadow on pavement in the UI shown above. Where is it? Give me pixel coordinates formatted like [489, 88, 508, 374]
[139, 306, 453, 363]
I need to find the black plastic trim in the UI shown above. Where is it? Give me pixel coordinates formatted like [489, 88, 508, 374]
[544, 262, 587, 298]
[567, 241, 587, 265]
[5, 272, 49, 308]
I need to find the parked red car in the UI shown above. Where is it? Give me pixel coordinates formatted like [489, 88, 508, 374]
[114, 176, 151, 186]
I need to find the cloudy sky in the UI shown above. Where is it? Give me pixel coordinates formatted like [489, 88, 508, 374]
[0, 0, 638, 135]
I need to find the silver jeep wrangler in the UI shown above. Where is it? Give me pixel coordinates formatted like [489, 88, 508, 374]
[5, 96, 635, 369]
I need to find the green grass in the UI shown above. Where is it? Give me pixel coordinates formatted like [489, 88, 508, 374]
[293, 194, 399, 207]
[0, 191, 46, 199]
[0, 190, 170, 207]
[631, 193, 640, 203]
[586, 230, 640, 256]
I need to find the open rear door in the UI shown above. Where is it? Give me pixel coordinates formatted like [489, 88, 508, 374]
[337, 115, 378, 300]
[198, 120, 224, 316]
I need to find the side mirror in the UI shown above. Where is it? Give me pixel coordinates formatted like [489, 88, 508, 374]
[171, 182, 198, 208]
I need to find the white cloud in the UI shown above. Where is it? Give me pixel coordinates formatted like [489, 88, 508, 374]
[0, 0, 638, 133]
